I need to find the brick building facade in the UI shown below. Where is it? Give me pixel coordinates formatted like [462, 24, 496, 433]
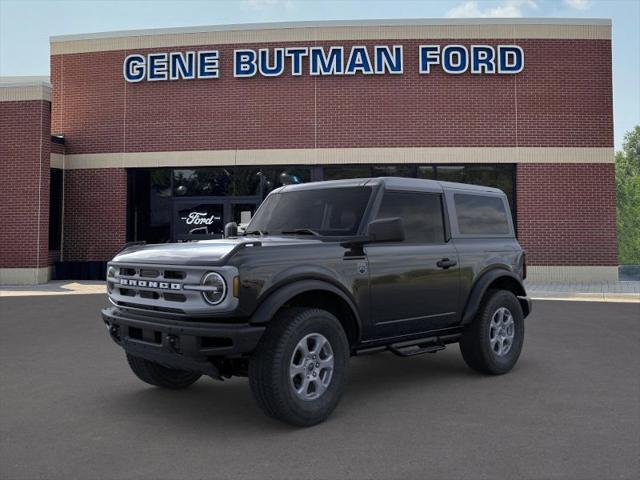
[0, 78, 52, 284]
[0, 19, 616, 284]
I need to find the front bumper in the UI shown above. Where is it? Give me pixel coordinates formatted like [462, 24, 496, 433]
[102, 307, 265, 377]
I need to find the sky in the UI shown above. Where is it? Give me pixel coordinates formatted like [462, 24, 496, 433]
[1, 0, 638, 149]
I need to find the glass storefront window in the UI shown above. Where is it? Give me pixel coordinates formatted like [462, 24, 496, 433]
[371, 165, 416, 178]
[150, 169, 172, 227]
[323, 165, 372, 181]
[175, 203, 224, 240]
[253, 167, 311, 195]
[173, 168, 233, 196]
[128, 163, 515, 244]
[324, 165, 422, 180]
[435, 165, 465, 182]
[173, 166, 311, 197]
[231, 167, 262, 196]
[232, 203, 258, 225]
[129, 166, 312, 243]
[416, 166, 436, 179]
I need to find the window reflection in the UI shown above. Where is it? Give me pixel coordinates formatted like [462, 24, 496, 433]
[324, 164, 515, 218]
[128, 163, 516, 244]
[172, 167, 310, 197]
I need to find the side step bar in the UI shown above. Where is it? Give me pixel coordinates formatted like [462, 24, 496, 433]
[389, 343, 445, 357]
[355, 332, 461, 358]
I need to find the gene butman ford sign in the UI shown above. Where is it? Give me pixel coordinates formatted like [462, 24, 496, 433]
[123, 44, 524, 82]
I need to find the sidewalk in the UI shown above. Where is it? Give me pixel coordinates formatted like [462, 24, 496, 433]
[0, 281, 106, 297]
[1, 279, 639, 303]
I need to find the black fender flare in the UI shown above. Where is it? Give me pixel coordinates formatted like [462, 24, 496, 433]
[249, 278, 362, 338]
[461, 269, 530, 325]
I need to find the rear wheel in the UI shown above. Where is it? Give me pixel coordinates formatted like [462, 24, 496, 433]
[459, 289, 524, 375]
[126, 354, 201, 389]
[249, 307, 350, 427]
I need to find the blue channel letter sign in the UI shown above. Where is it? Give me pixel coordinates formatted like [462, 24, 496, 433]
[124, 45, 524, 82]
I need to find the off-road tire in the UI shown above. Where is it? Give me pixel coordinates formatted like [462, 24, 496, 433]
[249, 307, 350, 427]
[460, 289, 524, 375]
[126, 354, 202, 389]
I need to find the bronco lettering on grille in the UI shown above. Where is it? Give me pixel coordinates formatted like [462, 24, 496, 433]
[119, 278, 182, 290]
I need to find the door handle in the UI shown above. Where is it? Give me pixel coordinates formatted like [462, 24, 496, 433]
[437, 258, 457, 269]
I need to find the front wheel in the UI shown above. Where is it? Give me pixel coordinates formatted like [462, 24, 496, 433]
[126, 354, 202, 389]
[459, 289, 525, 375]
[249, 307, 350, 427]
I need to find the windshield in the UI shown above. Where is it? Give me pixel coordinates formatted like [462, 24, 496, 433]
[246, 186, 372, 237]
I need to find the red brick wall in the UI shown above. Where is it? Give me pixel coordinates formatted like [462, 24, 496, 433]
[517, 163, 617, 266]
[48, 35, 615, 268]
[51, 39, 613, 154]
[51, 141, 65, 154]
[62, 168, 127, 261]
[0, 100, 50, 269]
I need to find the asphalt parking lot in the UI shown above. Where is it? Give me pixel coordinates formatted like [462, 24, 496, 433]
[1, 295, 638, 480]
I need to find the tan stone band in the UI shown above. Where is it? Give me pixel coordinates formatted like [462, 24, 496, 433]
[51, 19, 611, 55]
[0, 84, 51, 102]
[55, 147, 614, 170]
[0, 267, 52, 285]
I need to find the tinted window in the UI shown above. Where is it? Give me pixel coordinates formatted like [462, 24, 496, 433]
[247, 187, 372, 236]
[376, 192, 445, 243]
[454, 194, 510, 235]
[436, 164, 515, 218]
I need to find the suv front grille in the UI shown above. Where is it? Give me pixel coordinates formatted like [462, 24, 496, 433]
[108, 265, 192, 314]
[107, 262, 238, 317]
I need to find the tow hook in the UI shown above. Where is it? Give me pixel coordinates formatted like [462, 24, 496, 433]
[167, 335, 179, 352]
[108, 324, 121, 342]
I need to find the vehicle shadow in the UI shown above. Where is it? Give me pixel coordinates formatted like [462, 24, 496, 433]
[102, 348, 477, 433]
[344, 350, 473, 399]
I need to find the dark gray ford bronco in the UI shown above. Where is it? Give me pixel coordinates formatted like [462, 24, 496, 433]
[102, 177, 531, 426]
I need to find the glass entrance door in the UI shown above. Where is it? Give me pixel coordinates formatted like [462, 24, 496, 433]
[171, 197, 260, 242]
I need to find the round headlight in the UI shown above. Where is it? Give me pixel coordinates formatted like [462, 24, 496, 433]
[106, 266, 117, 293]
[201, 272, 226, 305]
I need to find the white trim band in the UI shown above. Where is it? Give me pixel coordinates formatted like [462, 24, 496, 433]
[50, 18, 612, 55]
[58, 147, 614, 170]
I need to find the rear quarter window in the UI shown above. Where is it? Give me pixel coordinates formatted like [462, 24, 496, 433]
[454, 193, 510, 235]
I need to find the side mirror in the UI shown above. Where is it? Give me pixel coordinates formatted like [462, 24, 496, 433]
[366, 217, 404, 243]
[224, 222, 238, 238]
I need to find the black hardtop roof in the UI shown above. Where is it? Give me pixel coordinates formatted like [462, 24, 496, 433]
[277, 177, 505, 195]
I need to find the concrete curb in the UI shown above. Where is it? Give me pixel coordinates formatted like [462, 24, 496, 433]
[532, 294, 640, 303]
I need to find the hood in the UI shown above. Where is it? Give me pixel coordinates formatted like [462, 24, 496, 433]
[111, 236, 324, 266]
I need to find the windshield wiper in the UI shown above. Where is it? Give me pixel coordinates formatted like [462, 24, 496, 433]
[280, 228, 321, 236]
[244, 230, 268, 236]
